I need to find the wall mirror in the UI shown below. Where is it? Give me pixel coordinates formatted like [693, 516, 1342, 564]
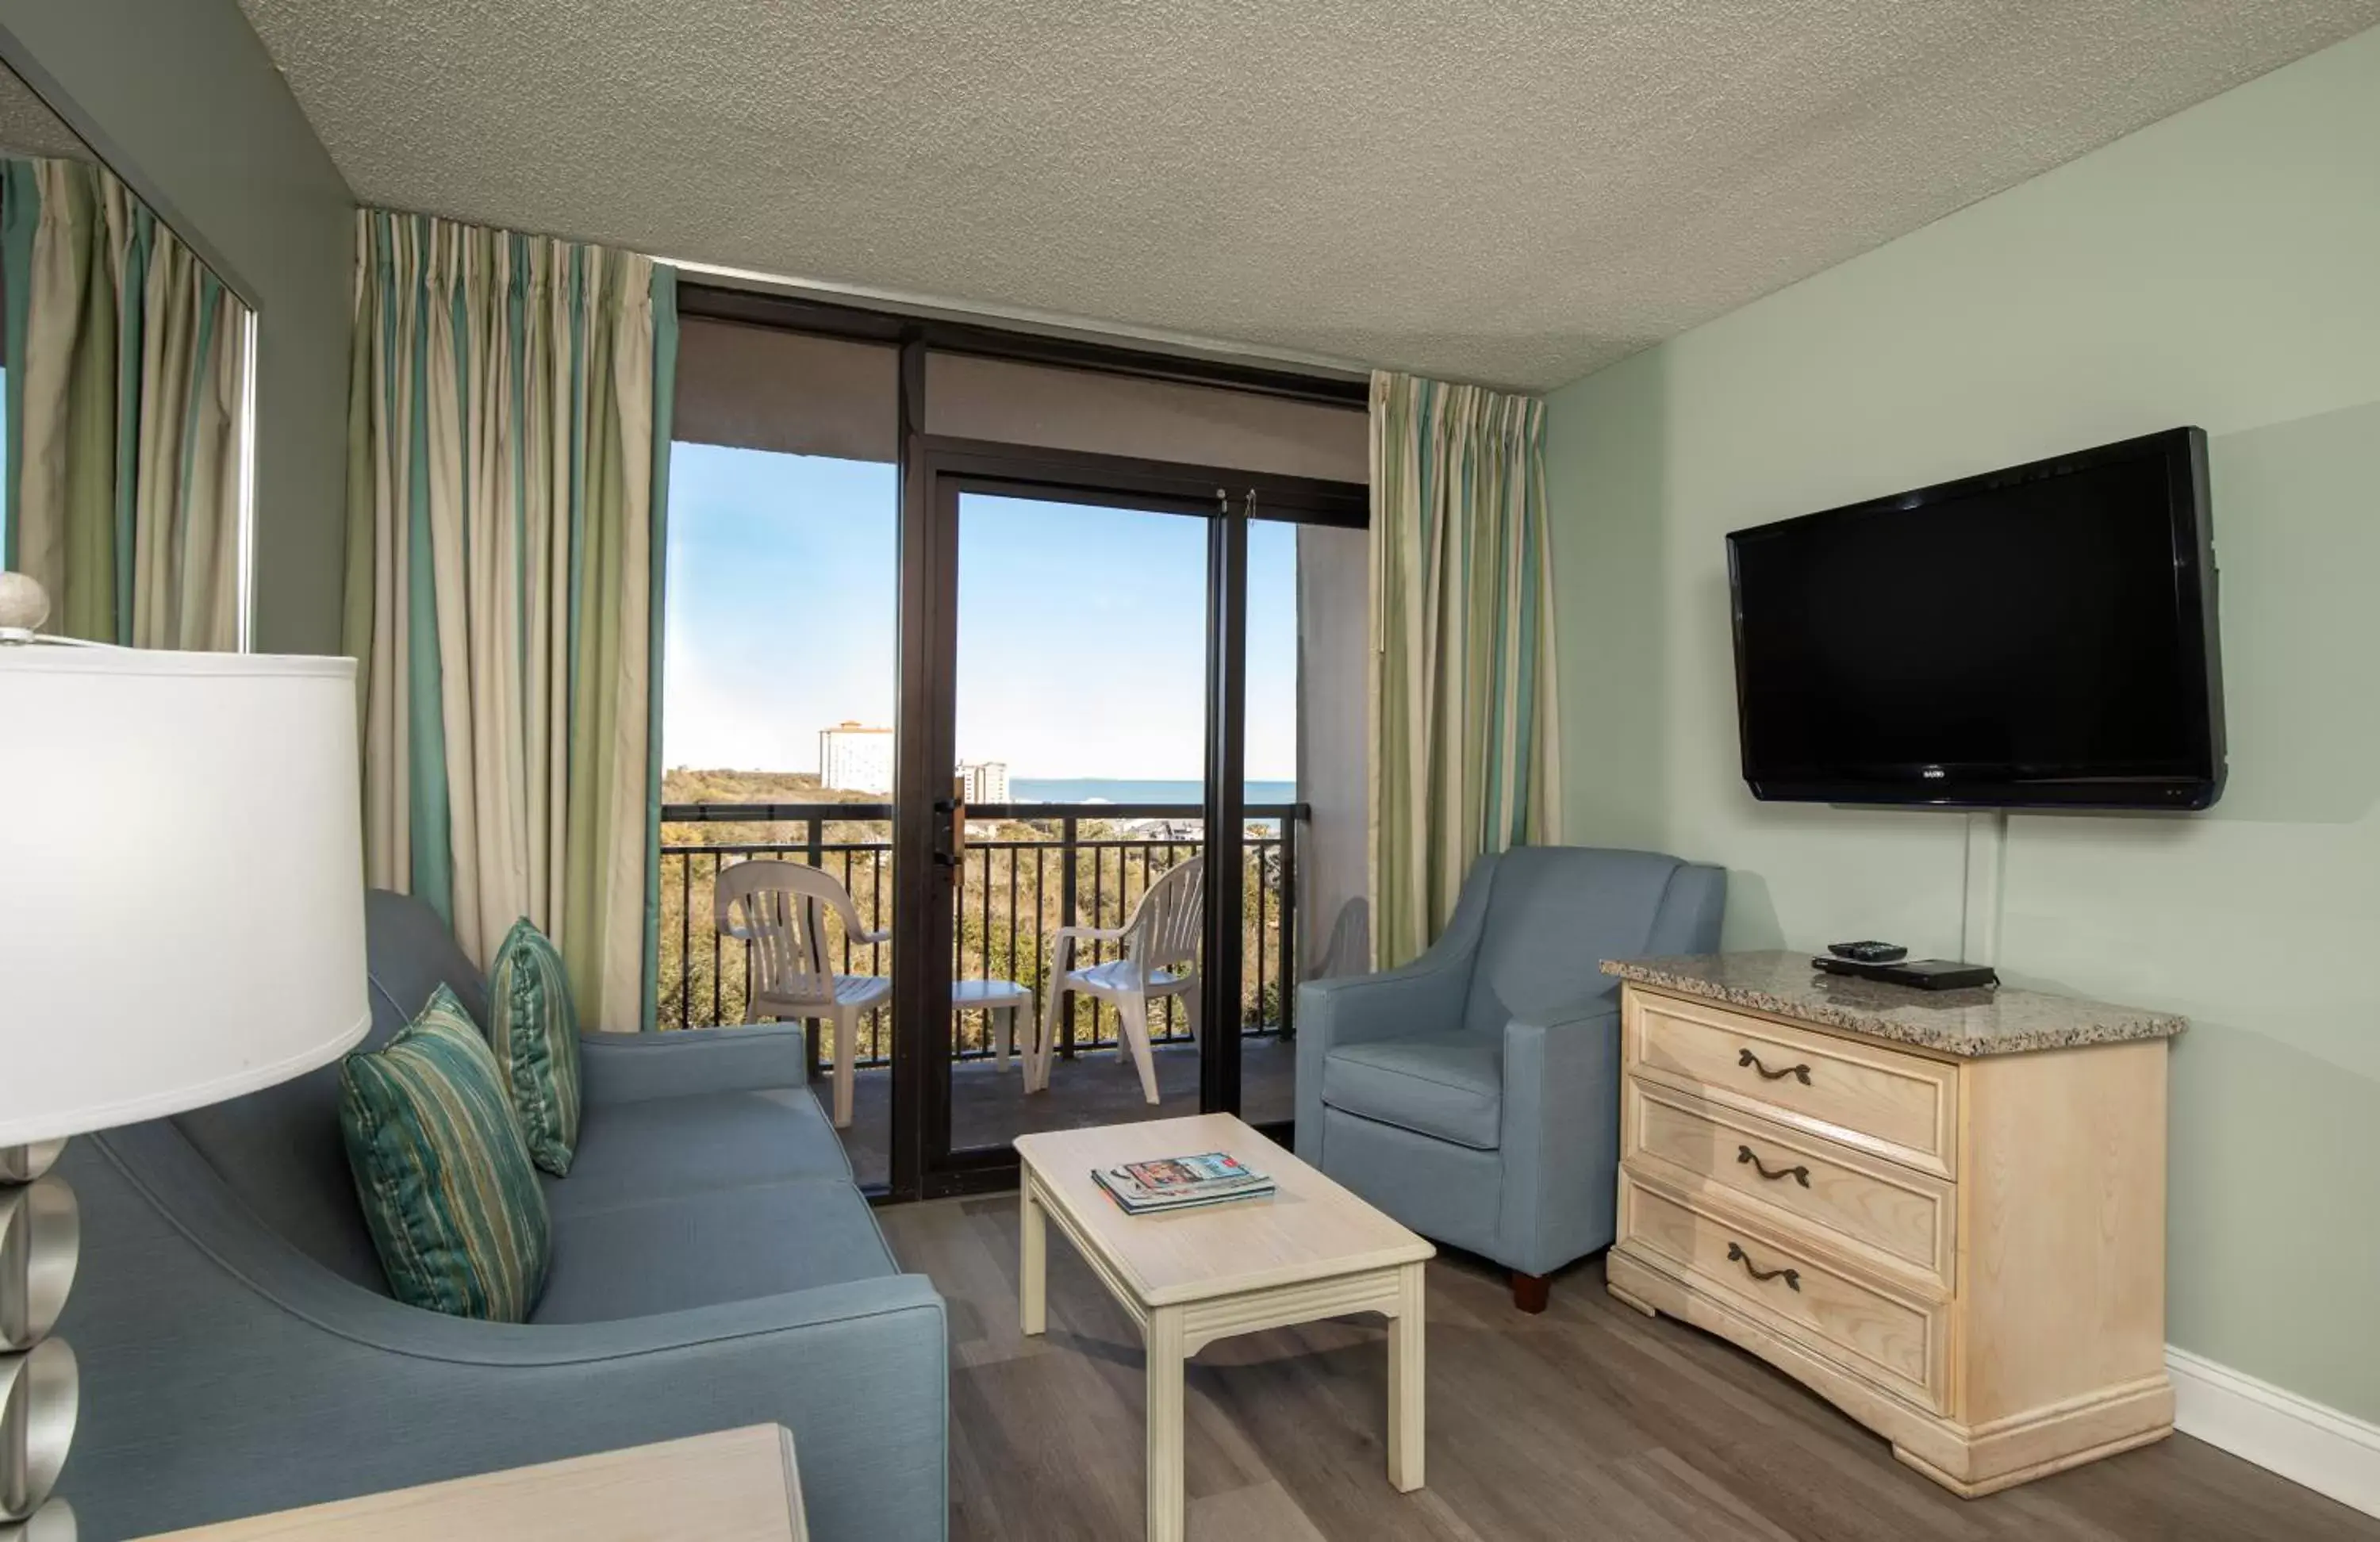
[0, 58, 255, 650]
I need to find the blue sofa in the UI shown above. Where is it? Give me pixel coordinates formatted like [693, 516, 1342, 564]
[1295, 846, 1724, 1310]
[52, 891, 947, 1540]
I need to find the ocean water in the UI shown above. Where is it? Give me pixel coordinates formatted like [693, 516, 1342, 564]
[1008, 777, 1297, 806]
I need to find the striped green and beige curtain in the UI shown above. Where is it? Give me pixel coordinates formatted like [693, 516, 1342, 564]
[1, 157, 248, 648]
[342, 209, 678, 1032]
[1368, 370, 1562, 969]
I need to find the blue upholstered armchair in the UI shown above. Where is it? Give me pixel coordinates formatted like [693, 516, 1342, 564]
[1294, 846, 1724, 1310]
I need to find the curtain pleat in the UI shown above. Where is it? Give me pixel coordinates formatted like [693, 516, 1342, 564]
[1, 157, 248, 650]
[1368, 370, 1564, 969]
[344, 208, 678, 1032]
[640, 278, 678, 1032]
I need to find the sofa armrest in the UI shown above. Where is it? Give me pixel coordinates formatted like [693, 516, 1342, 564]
[72, 1129, 949, 1540]
[159, 1277, 946, 1540]
[576, 1022, 811, 1106]
[273, 1263, 947, 1370]
[1495, 1001, 1623, 1277]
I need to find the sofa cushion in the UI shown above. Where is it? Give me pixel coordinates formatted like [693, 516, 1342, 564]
[532, 1177, 899, 1323]
[489, 919, 583, 1177]
[340, 985, 552, 1321]
[1321, 1031, 1503, 1150]
[362, 888, 493, 1032]
[171, 890, 493, 1292]
[546, 1087, 852, 1218]
[170, 1052, 388, 1291]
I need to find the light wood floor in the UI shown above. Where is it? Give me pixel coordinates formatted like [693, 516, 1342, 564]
[877, 1193, 2380, 1541]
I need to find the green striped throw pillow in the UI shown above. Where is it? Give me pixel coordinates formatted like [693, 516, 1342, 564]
[340, 984, 551, 1321]
[488, 919, 583, 1176]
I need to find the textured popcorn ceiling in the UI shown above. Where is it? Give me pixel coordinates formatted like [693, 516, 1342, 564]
[239, 2, 2380, 390]
[0, 59, 90, 162]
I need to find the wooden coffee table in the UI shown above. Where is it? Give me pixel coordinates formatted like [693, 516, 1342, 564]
[1013, 1113, 1434, 1541]
[138, 1425, 806, 1540]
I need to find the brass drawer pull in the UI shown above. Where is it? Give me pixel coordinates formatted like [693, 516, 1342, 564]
[1726, 1241, 1801, 1291]
[1737, 1047, 1811, 1084]
[1737, 1145, 1811, 1187]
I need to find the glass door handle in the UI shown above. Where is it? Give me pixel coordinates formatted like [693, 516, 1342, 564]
[935, 778, 968, 869]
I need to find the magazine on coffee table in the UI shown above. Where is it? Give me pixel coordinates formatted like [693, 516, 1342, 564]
[1091, 1150, 1275, 1214]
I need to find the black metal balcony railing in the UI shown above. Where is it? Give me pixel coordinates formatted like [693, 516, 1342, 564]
[655, 801, 1302, 1072]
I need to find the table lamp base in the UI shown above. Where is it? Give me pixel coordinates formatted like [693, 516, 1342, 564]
[2, 1141, 79, 1542]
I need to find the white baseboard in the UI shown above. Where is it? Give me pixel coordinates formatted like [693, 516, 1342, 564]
[2168, 1345, 2380, 1518]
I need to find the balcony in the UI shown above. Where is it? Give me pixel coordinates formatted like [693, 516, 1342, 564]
[656, 799, 1303, 1185]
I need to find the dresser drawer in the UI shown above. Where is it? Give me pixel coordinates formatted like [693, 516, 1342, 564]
[1619, 1173, 1949, 1414]
[1626, 992, 1959, 1177]
[1624, 1079, 1954, 1287]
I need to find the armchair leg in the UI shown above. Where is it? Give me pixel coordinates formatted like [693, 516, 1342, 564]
[1511, 1272, 1550, 1314]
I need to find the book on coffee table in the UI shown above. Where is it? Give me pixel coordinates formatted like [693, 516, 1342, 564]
[1091, 1150, 1275, 1214]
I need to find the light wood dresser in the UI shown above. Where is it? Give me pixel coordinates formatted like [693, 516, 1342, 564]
[1600, 953, 2186, 1498]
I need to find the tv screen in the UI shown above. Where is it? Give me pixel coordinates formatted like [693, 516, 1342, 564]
[1726, 428, 2224, 809]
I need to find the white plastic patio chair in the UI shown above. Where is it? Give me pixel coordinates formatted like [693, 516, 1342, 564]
[1031, 856, 1204, 1104]
[715, 859, 890, 1129]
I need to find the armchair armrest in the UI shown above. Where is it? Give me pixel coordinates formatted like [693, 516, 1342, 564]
[1296, 952, 1472, 1052]
[577, 1022, 811, 1106]
[1297, 852, 1496, 1054]
[1293, 866, 1498, 1166]
[1293, 917, 1487, 1166]
[1495, 999, 1624, 1277]
[1501, 1002, 1619, 1079]
[1503, 998, 1619, 1044]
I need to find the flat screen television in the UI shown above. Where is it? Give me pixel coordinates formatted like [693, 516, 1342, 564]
[1726, 427, 2224, 810]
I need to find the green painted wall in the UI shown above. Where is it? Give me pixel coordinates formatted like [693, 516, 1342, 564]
[0, 0, 353, 654]
[1546, 25, 2380, 1421]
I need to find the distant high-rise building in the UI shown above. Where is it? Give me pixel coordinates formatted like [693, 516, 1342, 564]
[958, 760, 1010, 804]
[820, 722, 894, 794]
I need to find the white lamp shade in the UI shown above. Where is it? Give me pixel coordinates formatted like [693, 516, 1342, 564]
[0, 646, 370, 1145]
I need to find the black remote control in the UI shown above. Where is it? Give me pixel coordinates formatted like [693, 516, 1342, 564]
[1828, 940, 1908, 963]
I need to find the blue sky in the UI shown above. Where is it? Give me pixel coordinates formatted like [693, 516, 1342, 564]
[662, 443, 1298, 779]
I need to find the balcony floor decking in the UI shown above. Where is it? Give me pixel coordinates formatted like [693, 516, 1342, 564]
[831, 1034, 1299, 1190]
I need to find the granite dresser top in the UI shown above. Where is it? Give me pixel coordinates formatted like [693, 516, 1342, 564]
[1599, 951, 2186, 1057]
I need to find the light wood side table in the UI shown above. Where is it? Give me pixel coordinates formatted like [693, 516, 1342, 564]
[134, 1425, 808, 1541]
[1015, 1113, 1434, 1542]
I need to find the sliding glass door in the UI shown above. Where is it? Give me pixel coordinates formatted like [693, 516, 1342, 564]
[655, 428, 1347, 1199]
[658, 290, 1365, 1201]
[656, 439, 903, 1185]
[893, 447, 1253, 1196]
